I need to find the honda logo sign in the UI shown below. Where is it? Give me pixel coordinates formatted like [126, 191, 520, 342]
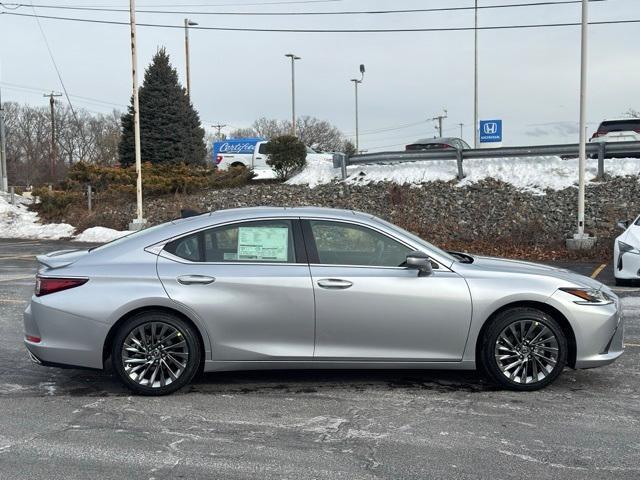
[479, 120, 502, 143]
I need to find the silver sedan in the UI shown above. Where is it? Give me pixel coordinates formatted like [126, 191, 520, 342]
[24, 207, 624, 395]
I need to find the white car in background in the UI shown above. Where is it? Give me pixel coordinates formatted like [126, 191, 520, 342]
[590, 118, 640, 155]
[215, 139, 332, 174]
[614, 215, 640, 286]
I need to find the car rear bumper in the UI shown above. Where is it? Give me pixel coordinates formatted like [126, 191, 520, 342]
[23, 299, 109, 370]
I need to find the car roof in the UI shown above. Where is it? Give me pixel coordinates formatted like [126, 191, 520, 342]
[598, 118, 640, 123]
[202, 206, 368, 221]
[409, 137, 459, 144]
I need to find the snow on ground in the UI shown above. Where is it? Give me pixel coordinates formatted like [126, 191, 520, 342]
[0, 193, 130, 242]
[287, 156, 640, 192]
[73, 226, 132, 243]
[0, 194, 75, 240]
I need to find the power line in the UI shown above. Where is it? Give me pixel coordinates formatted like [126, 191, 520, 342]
[28, 2, 81, 127]
[0, 81, 125, 108]
[0, 0, 608, 16]
[2, 10, 637, 32]
[2, 10, 636, 32]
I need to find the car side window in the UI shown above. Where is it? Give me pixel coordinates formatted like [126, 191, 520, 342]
[258, 143, 269, 154]
[309, 220, 413, 267]
[165, 220, 296, 263]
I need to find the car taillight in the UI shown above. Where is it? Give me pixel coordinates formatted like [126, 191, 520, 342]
[215, 155, 223, 164]
[35, 276, 88, 296]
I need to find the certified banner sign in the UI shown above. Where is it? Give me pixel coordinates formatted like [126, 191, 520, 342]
[479, 120, 503, 143]
[212, 138, 264, 160]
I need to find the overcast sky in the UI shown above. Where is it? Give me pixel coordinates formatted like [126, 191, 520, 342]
[0, 0, 638, 152]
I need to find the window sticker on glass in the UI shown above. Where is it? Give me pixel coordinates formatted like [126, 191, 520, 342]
[237, 227, 289, 261]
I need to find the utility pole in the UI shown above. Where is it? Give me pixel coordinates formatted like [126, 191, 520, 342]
[473, 0, 479, 148]
[576, 0, 589, 239]
[459, 123, 464, 140]
[212, 123, 226, 138]
[432, 109, 448, 137]
[350, 64, 366, 152]
[184, 18, 198, 97]
[129, 0, 145, 230]
[0, 84, 8, 192]
[285, 53, 301, 136]
[44, 92, 62, 182]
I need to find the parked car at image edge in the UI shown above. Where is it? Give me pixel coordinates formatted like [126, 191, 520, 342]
[614, 215, 640, 286]
[24, 207, 624, 395]
[405, 137, 471, 152]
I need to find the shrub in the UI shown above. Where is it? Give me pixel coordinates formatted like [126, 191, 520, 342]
[265, 135, 307, 180]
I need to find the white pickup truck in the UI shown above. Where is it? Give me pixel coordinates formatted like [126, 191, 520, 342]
[213, 138, 332, 174]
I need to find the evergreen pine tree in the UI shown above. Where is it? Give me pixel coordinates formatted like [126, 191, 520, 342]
[119, 48, 206, 166]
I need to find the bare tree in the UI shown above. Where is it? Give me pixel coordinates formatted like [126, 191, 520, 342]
[623, 108, 640, 118]
[4, 102, 122, 186]
[228, 127, 257, 139]
[252, 116, 344, 151]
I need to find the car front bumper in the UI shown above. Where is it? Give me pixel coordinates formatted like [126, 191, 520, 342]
[573, 297, 624, 369]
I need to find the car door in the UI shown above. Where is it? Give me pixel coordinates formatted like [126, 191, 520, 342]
[253, 142, 269, 169]
[156, 218, 315, 361]
[303, 219, 472, 362]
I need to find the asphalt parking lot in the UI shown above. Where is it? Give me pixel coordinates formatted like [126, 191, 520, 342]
[0, 239, 639, 479]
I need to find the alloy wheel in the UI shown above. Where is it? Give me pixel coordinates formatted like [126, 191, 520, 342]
[494, 319, 559, 384]
[121, 322, 190, 388]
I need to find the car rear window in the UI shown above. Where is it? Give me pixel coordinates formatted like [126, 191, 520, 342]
[164, 220, 296, 263]
[598, 120, 640, 133]
[406, 143, 451, 151]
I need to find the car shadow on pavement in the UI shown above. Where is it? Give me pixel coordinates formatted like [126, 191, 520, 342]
[188, 369, 501, 395]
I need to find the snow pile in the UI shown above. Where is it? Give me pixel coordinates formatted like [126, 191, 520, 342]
[73, 226, 132, 243]
[0, 194, 75, 240]
[287, 155, 640, 193]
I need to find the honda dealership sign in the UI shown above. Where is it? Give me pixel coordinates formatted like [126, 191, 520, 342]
[479, 120, 503, 144]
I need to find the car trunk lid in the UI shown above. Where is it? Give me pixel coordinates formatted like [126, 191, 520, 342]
[36, 249, 90, 272]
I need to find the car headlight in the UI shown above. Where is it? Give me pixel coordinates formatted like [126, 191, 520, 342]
[559, 287, 614, 305]
[619, 241, 640, 255]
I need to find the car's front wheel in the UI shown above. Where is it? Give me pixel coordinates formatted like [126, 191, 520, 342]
[480, 307, 567, 391]
[112, 311, 201, 395]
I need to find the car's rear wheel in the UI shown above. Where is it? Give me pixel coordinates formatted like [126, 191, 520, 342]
[112, 311, 201, 396]
[480, 307, 567, 391]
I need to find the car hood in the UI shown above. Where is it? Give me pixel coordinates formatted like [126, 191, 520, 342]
[463, 255, 604, 289]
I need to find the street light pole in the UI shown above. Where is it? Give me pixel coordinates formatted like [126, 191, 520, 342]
[0, 84, 8, 192]
[577, 0, 588, 238]
[351, 64, 365, 152]
[473, 0, 479, 148]
[351, 79, 360, 151]
[285, 53, 300, 136]
[184, 18, 198, 97]
[129, 0, 144, 229]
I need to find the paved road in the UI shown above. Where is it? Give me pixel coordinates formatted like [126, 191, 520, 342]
[0, 240, 639, 479]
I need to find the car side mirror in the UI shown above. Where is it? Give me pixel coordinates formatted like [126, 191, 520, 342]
[406, 252, 433, 277]
[617, 220, 629, 231]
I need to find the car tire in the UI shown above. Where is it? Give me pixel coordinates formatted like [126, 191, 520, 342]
[480, 307, 567, 391]
[111, 311, 201, 396]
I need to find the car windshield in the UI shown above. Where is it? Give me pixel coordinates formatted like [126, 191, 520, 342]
[371, 217, 457, 265]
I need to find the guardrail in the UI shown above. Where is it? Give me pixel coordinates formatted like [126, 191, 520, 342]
[332, 141, 640, 180]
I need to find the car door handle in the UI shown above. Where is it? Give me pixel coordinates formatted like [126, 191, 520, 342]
[317, 278, 353, 289]
[177, 275, 215, 285]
